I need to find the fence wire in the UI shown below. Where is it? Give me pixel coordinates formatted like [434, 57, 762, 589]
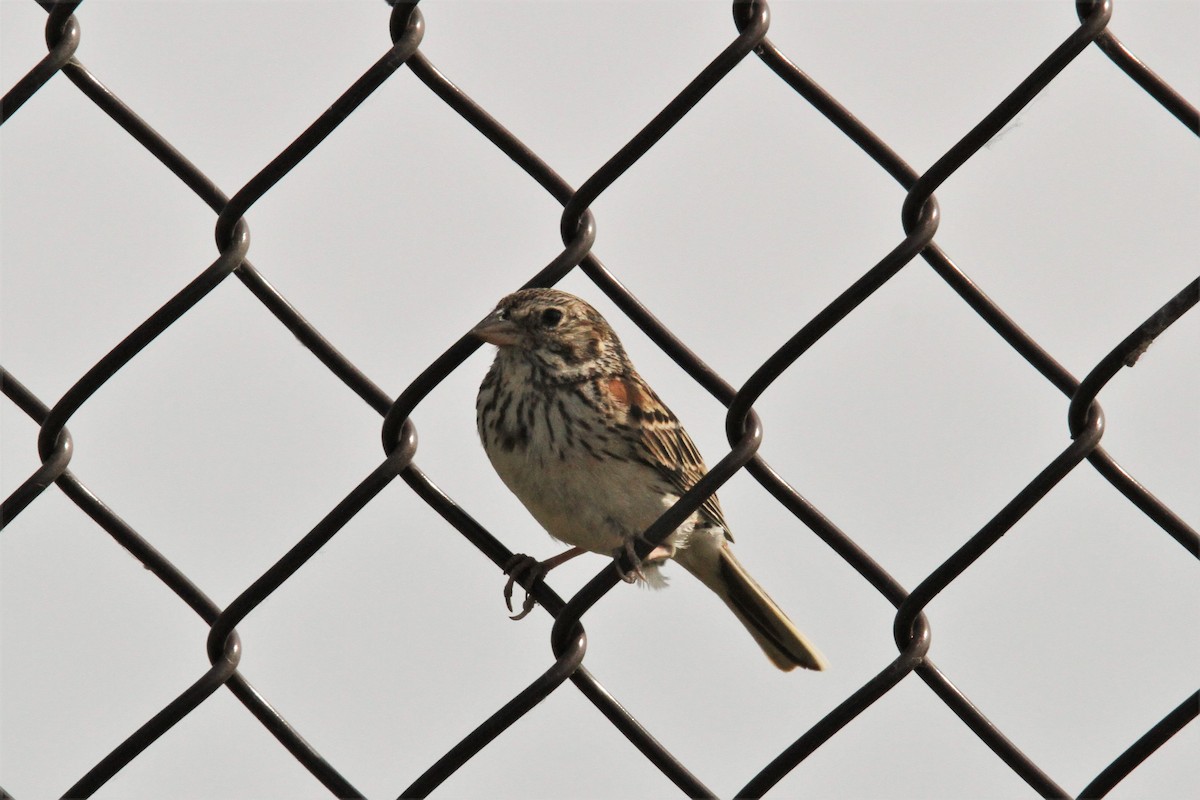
[1, 0, 1197, 798]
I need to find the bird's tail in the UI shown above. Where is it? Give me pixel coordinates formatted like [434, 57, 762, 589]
[677, 540, 827, 672]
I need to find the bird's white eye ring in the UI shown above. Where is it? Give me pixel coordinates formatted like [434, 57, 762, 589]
[540, 308, 563, 327]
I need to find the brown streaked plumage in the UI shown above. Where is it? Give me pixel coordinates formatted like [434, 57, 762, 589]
[472, 288, 827, 671]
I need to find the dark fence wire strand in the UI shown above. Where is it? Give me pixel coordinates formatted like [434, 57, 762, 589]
[1, 0, 1196, 797]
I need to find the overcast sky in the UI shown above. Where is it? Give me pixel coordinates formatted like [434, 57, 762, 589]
[2, 1, 1197, 798]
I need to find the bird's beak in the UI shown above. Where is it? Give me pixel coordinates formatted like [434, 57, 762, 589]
[470, 310, 522, 346]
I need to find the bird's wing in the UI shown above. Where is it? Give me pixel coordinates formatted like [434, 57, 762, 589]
[604, 371, 732, 538]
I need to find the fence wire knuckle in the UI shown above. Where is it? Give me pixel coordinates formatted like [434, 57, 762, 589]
[1, 0, 1196, 797]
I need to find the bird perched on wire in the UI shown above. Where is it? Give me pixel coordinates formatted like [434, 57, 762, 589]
[471, 288, 826, 672]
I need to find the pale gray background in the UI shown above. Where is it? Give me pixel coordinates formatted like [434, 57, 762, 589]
[1, 1, 1197, 798]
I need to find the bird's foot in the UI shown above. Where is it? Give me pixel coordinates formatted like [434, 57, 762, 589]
[502, 554, 544, 620]
[501, 547, 586, 619]
[612, 538, 674, 584]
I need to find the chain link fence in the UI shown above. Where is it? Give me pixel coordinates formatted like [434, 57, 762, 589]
[1, 0, 1196, 797]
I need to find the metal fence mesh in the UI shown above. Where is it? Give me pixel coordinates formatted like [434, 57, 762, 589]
[1, 0, 1196, 797]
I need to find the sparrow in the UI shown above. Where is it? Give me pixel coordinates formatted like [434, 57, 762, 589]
[472, 288, 827, 671]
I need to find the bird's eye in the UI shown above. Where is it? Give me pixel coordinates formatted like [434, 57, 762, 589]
[540, 308, 563, 327]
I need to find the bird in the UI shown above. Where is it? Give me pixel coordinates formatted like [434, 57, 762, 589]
[471, 288, 827, 672]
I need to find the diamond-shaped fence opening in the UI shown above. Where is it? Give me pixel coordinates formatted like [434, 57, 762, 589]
[1, 1, 1196, 798]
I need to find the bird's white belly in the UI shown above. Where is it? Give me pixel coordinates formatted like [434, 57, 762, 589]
[487, 446, 689, 556]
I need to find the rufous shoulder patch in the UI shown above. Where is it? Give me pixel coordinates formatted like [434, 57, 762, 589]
[605, 376, 629, 407]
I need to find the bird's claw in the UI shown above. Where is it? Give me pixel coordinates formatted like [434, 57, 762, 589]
[623, 537, 648, 583]
[612, 537, 676, 584]
[503, 554, 544, 620]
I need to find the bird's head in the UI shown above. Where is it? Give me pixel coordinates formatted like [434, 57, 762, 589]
[472, 288, 629, 380]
